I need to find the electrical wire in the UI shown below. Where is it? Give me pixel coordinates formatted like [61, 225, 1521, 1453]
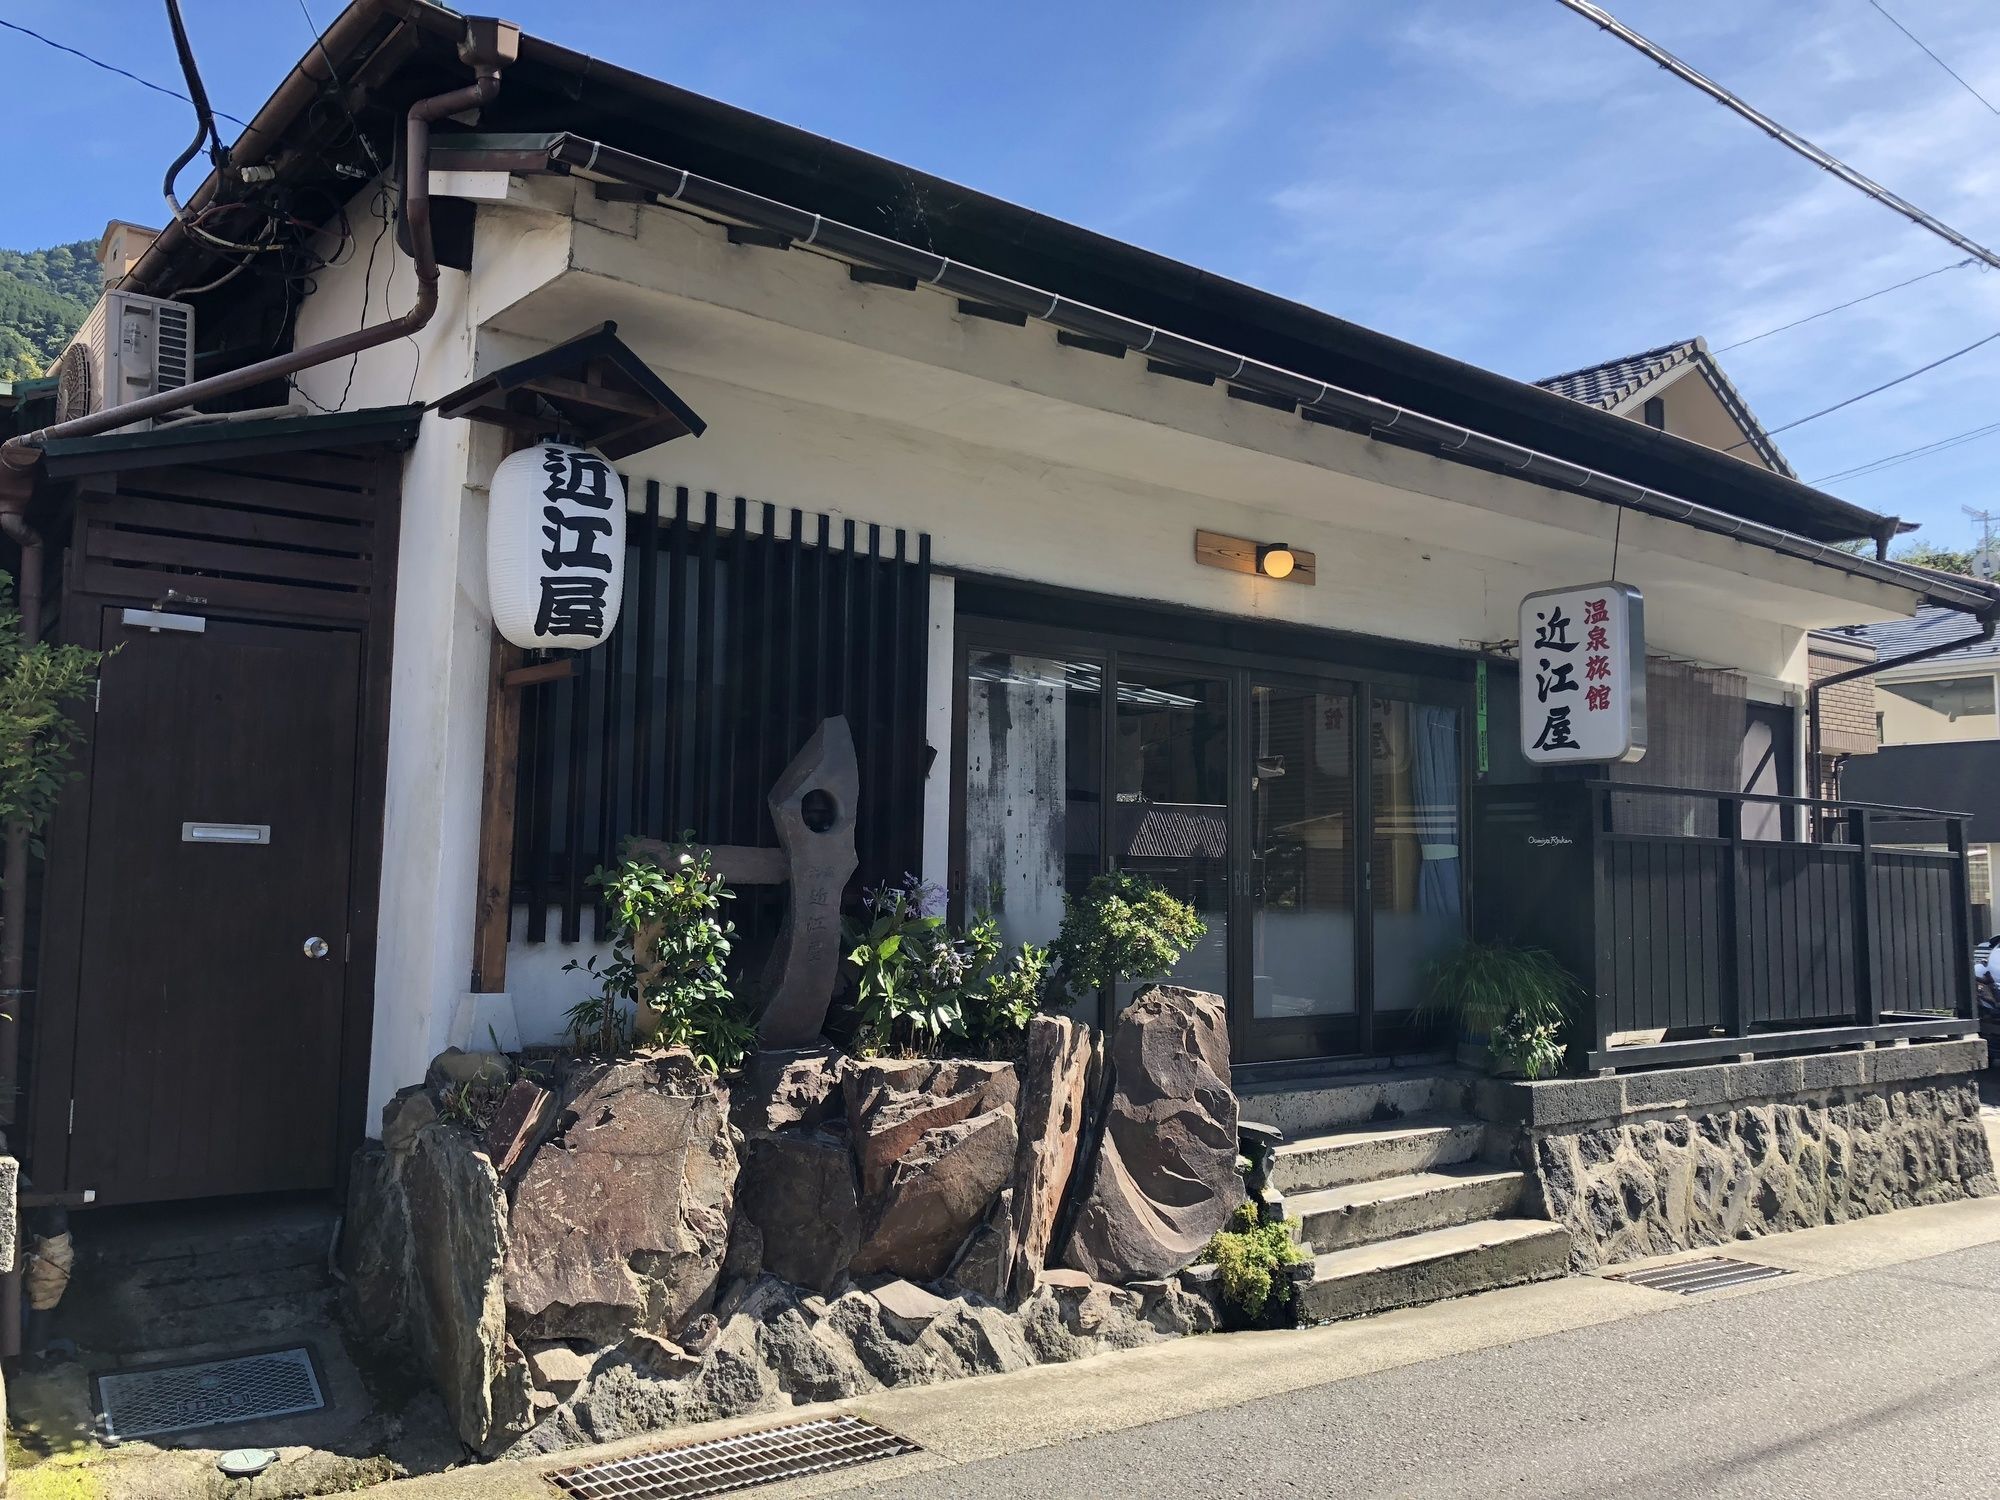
[1813, 420, 2000, 485]
[1728, 328, 2000, 448]
[1714, 258, 1978, 352]
[0, 18, 246, 124]
[1867, 0, 2000, 117]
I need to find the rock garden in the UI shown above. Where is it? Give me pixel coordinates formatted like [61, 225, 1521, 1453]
[337, 858, 1254, 1457]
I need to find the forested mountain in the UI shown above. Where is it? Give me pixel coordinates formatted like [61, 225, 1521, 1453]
[0, 241, 101, 381]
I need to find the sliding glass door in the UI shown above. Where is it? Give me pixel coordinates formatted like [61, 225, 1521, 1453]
[956, 624, 1466, 1062]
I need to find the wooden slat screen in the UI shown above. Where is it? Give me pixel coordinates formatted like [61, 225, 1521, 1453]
[511, 483, 932, 949]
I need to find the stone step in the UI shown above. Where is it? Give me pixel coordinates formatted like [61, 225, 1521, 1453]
[1287, 1166, 1528, 1254]
[1239, 1069, 1473, 1138]
[1270, 1116, 1487, 1195]
[1300, 1218, 1572, 1324]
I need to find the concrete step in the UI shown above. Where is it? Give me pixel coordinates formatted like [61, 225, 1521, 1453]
[1300, 1218, 1572, 1324]
[1239, 1069, 1474, 1137]
[1271, 1116, 1486, 1195]
[1288, 1166, 1528, 1254]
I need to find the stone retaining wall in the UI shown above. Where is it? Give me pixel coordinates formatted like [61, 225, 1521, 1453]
[1477, 1040, 1996, 1271]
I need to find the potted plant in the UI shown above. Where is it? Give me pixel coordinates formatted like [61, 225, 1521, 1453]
[1419, 939, 1577, 1080]
[1049, 871, 1207, 999]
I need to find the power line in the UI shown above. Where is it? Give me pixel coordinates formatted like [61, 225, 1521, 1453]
[1812, 420, 2000, 485]
[1714, 258, 1978, 352]
[1732, 328, 2000, 448]
[0, 18, 246, 125]
[1554, 0, 2000, 272]
[1867, 0, 2000, 118]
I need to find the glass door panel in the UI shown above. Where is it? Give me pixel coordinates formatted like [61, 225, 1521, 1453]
[1370, 697, 1465, 1018]
[963, 649, 1104, 1021]
[1112, 664, 1231, 1008]
[1247, 682, 1358, 1045]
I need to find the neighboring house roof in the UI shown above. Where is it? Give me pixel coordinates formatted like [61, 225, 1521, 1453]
[1841, 605, 2000, 670]
[127, 0, 1902, 548]
[1536, 337, 1795, 479]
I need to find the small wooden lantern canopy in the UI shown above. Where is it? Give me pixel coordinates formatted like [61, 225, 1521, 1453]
[432, 321, 705, 459]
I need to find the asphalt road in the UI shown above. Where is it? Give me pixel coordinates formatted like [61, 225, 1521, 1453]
[854, 1243, 2000, 1499]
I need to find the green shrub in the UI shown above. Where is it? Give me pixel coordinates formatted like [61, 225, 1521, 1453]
[564, 848, 754, 1074]
[1050, 872, 1205, 995]
[1203, 1201, 1307, 1324]
[0, 572, 104, 854]
[845, 877, 1051, 1057]
[1420, 939, 1579, 1079]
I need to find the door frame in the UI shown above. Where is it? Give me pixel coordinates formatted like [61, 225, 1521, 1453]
[27, 456, 402, 1203]
[952, 591, 1474, 1066]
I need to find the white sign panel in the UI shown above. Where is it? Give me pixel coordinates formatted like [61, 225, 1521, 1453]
[487, 442, 626, 650]
[1519, 581, 1646, 764]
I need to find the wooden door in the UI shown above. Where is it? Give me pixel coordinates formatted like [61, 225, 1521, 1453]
[64, 610, 361, 1204]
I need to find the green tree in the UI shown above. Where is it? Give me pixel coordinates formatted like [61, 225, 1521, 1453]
[1891, 541, 1976, 576]
[0, 573, 104, 852]
[0, 240, 102, 381]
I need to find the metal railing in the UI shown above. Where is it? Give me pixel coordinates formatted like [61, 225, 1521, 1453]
[1472, 781, 1978, 1071]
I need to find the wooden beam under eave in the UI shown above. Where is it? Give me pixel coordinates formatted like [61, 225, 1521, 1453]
[471, 635, 525, 993]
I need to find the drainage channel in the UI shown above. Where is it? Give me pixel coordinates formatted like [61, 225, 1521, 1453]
[1610, 1255, 1794, 1295]
[548, 1414, 921, 1499]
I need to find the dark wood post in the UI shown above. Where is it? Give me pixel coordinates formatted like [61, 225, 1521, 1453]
[1947, 814, 1976, 1023]
[471, 635, 526, 992]
[1587, 782, 1615, 1062]
[1851, 806, 1880, 1030]
[1721, 793, 1750, 1038]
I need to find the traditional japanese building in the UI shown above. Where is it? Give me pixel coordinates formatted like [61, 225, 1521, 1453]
[3, 0, 1990, 1218]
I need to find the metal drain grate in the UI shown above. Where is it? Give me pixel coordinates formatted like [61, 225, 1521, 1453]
[1612, 1256, 1793, 1295]
[95, 1346, 325, 1441]
[549, 1415, 920, 1499]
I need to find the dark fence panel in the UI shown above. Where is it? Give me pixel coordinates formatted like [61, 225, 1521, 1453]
[1873, 851, 1960, 1015]
[1605, 837, 1726, 1037]
[1742, 842, 1859, 1027]
[511, 486, 931, 955]
[1472, 780, 1974, 1069]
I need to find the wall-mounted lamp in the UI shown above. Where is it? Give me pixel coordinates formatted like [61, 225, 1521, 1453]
[1193, 528, 1316, 586]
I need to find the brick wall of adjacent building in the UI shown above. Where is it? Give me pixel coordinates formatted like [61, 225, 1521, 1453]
[1811, 632, 1877, 799]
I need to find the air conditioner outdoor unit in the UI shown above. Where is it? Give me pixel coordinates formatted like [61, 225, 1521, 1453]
[53, 290, 195, 433]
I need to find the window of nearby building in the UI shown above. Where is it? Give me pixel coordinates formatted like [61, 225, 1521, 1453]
[1877, 673, 1998, 746]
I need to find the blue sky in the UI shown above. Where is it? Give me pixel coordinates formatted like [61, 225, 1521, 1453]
[5, 1, 1997, 545]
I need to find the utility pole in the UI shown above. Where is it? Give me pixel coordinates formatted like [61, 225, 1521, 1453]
[1553, 0, 2000, 273]
[1966, 506, 1999, 580]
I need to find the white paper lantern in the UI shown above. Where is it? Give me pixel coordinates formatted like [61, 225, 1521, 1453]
[488, 441, 626, 650]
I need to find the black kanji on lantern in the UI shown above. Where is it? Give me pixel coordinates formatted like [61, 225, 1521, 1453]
[540, 505, 614, 572]
[541, 448, 616, 509]
[534, 575, 609, 639]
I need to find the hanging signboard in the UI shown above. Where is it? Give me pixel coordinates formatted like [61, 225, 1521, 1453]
[1519, 582, 1646, 764]
[488, 442, 626, 650]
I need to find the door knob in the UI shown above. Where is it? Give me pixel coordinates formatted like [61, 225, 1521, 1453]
[302, 936, 330, 960]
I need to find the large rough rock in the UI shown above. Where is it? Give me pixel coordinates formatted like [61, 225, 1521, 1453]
[1529, 1077, 1998, 1271]
[1008, 1017, 1100, 1298]
[852, 1108, 1019, 1281]
[734, 1045, 846, 1136]
[504, 1051, 738, 1345]
[339, 1143, 410, 1349]
[402, 1125, 533, 1453]
[735, 1130, 863, 1295]
[1061, 986, 1242, 1282]
[846, 1059, 1018, 1200]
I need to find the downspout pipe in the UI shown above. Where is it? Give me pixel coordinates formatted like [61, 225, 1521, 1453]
[0, 17, 519, 495]
[1808, 614, 1999, 820]
[543, 133, 2000, 619]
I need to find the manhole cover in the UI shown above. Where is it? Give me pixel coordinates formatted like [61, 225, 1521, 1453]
[1610, 1255, 1793, 1295]
[94, 1346, 325, 1441]
[549, 1414, 920, 1499]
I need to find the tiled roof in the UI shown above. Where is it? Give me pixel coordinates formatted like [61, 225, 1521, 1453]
[1841, 605, 2000, 667]
[1535, 336, 1795, 479]
[1536, 340, 1699, 409]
